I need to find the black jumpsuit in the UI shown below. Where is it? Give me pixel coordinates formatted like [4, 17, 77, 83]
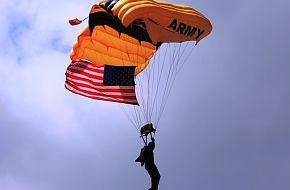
[143, 139, 161, 190]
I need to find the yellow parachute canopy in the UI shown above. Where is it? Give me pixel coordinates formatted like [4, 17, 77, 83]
[66, 0, 212, 106]
[70, 1, 212, 75]
[70, 5, 157, 75]
[111, 0, 212, 43]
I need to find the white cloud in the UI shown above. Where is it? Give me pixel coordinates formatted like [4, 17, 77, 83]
[0, 0, 100, 138]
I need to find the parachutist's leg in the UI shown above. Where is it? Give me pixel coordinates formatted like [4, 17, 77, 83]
[146, 164, 160, 190]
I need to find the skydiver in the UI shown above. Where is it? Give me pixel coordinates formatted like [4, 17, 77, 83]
[136, 137, 161, 190]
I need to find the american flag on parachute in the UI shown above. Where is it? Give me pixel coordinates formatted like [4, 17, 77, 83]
[65, 60, 138, 105]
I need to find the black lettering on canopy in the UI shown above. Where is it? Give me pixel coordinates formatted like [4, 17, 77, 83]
[168, 19, 205, 39]
[184, 26, 197, 37]
[176, 22, 187, 35]
[196, 28, 205, 40]
[168, 19, 178, 30]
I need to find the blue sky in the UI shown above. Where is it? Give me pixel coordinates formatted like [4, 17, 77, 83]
[1, 0, 290, 190]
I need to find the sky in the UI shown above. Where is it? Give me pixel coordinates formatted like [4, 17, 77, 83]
[0, 0, 290, 190]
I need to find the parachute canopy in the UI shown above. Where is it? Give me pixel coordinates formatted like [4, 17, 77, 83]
[111, 0, 212, 43]
[66, 0, 212, 106]
[70, 5, 157, 75]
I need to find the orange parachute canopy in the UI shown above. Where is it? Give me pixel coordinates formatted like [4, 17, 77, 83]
[111, 0, 212, 43]
[70, 5, 157, 75]
[70, 1, 212, 76]
[66, 0, 212, 105]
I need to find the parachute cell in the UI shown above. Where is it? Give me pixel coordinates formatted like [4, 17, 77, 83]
[111, 0, 212, 43]
[70, 5, 158, 75]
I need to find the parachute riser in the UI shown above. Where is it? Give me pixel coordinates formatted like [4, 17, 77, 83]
[141, 135, 147, 145]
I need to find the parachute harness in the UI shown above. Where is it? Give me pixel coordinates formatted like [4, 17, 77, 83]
[140, 123, 156, 145]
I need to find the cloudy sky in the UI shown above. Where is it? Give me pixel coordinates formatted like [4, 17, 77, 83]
[1, 0, 290, 190]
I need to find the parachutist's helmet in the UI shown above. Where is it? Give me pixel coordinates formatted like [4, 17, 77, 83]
[140, 123, 156, 136]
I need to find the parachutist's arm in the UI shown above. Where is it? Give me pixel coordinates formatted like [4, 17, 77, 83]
[148, 139, 155, 150]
